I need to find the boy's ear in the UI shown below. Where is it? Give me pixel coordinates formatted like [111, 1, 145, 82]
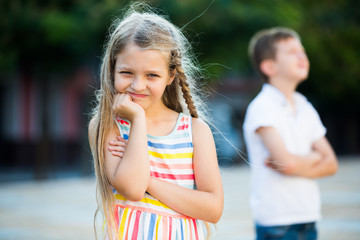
[168, 69, 176, 85]
[260, 59, 276, 78]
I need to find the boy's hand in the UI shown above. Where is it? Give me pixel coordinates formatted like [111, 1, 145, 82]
[108, 136, 127, 158]
[265, 158, 287, 172]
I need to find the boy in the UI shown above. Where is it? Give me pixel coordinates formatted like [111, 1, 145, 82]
[243, 27, 338, 240]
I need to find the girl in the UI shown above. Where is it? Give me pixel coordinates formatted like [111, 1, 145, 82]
[88, 4, 223, 240]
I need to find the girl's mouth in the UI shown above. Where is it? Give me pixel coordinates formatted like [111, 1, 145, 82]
[128, 92, 148, 98]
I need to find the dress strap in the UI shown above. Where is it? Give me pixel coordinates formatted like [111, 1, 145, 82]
[114, 117, 130, 140]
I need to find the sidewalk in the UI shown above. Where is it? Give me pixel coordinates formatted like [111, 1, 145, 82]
[0, 157, 359, 240]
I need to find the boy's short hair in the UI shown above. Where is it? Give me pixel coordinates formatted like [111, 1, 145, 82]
[248, 27, 300, 82]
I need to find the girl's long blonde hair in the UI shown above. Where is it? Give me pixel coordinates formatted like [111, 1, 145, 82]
[88, 3, 211, 239]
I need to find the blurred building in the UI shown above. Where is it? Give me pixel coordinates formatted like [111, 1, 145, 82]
[0, 68, 93, 180]
[208, 76, 261, 166]
[208, 76, 360, 164]
[0, 69, 358, 181]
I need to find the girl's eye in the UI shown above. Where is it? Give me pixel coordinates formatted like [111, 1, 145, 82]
[119, 71, 132, 75]
[148, 73, 160, 78]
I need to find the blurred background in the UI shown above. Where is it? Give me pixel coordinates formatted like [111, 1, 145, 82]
[0, 0, 359, 239]
[1, 0, 359, 178]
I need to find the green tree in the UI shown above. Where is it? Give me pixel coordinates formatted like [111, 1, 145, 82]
[1, 0, 359, 167]
[0, 0, 129, 178]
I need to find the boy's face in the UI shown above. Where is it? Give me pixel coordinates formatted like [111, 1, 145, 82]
[273, 37, 309, 83]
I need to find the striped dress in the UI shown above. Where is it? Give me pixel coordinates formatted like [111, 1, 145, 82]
[112, 113, 207, 240]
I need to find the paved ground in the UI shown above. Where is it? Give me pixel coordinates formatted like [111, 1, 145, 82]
[0, 156, 359, 240]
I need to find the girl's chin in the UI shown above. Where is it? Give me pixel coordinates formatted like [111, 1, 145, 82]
[133, 101, 146, 110]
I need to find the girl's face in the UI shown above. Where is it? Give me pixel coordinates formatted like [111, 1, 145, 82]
[114, 43, 175, 112]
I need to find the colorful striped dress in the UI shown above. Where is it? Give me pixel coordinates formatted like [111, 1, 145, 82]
[112, 113, 207, 240]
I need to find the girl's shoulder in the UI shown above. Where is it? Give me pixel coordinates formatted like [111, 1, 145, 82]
[88, 117, 97, 147]
[191, 117, 206, 128]
[88, 117, 97, 132]
[191, 117, 213, 140]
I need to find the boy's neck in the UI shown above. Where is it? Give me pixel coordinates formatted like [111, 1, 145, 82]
[268, 77, 298, 105]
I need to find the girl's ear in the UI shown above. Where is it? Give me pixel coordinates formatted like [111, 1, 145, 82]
[260, 59, 276, 78]
[167, 69, 177, 85]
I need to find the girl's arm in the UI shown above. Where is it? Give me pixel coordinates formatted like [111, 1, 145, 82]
[104, 94, 150, 201]
[146, 118, 224, 223]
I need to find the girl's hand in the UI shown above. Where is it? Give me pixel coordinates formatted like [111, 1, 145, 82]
[112, 93, 144, 122]
[108, 136, 127, 158]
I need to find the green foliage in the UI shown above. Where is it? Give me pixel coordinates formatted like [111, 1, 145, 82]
[0, 0, 127, 75]
[159, 0, 360, 109]
[1, 0, 359, 108]
[158, 0, 308, 77]
[296, 0, 360, 109]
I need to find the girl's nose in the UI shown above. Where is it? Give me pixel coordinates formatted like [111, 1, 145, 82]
[131, 77, 146, 91]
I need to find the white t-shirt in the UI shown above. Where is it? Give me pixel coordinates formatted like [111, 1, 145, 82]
[243, 84, 326, 226]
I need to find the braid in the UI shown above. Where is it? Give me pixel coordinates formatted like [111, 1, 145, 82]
[177, 66, 198, 118]
[170, 50, 199, 118]
[162, 82, 183, 113]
